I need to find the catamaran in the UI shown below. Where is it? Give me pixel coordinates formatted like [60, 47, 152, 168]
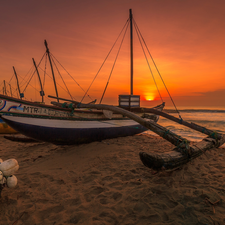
[1, 9, 224, 170]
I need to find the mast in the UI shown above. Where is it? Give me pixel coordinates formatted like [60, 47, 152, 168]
[129, 9, 133, 95]
[13, 66, 23, 99]
[44, 40, 59, 102]
[9, 83, 13, 97]
[3, 80, 7, 95]
[32, 58, 45, 103]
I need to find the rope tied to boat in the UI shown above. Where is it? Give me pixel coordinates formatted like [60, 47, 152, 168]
[179, 116, 183, 124]
[68, 103, 74, 115]
[175, 139, 191, 157]
[176, 136, 182, 146]
[210, 131, 218, 140]
[62, 102, 67, 108]
[163, 130, 170, 138]
[206, 131, 220, 147]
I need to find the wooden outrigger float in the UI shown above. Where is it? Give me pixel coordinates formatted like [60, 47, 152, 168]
[50, 96, 225, 170]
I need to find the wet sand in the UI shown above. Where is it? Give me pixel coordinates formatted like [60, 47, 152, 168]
[0, 133, 225, 225]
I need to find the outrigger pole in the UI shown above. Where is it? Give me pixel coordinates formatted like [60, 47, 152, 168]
[44, 40, 59, 102]
[49, 95, 225, 170]
[48, 95, 221, 140]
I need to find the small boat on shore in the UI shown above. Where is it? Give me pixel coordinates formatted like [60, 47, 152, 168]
[2, 9, 223, 170]
[0, 9, 164, 145]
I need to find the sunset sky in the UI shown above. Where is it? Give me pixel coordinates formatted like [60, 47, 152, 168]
[0, 0, 225, 108]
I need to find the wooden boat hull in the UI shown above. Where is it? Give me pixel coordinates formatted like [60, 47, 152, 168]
[0, 94, 164, 144]
[1, 114, 148, 145]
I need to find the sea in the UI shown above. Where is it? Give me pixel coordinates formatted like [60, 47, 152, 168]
[144, 107, 225, 147]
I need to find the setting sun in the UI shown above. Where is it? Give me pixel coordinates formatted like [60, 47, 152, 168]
[145, 94, 155, 101]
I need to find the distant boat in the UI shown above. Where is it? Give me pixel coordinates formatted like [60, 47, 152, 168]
[0, 9, 165, 145]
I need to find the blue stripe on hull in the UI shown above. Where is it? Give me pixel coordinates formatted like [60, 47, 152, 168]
[3, 118, 148, 145]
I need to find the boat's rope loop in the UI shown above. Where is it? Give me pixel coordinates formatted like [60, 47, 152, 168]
[62, 102, 67, 108]
[179, 116, 183, 124]
[163, 130, 170, 138]
[175, 139, 191, 157]
[204, 131, 220, 147]
[176, 136, 182, 146]
[67, 103, 74, 115]
[210, 131, 218, 141]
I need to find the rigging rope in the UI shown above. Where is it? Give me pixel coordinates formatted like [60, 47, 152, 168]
[43, 53, 48, 89]
[99, 20, 129, 104]
[8, 74, 14, 83]
[133, 20, 163, 103]
[21, 67, 36, 93]
[133, 19, 182, 119]
[35, 52, 48, 91]
[7, 74, 17, 97]
[51, 54, 93, 101]
[3, 81, 11, 96]
[23, 67, 35, 88]
[50, 54, 74, 100]
[15, 73, 45, 99]
[13, 51, 70, 101]
[22, 52, 46, 94]
[80, 18, 130, 103]
[37, 66, 76, 102]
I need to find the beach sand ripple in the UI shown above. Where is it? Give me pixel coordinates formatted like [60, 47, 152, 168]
[0, 134, 225, 224]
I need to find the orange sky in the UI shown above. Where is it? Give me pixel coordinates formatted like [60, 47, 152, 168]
[0, 0, 225, 108]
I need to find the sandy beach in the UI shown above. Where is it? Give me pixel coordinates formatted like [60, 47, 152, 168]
[0, 133, 225, 225]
